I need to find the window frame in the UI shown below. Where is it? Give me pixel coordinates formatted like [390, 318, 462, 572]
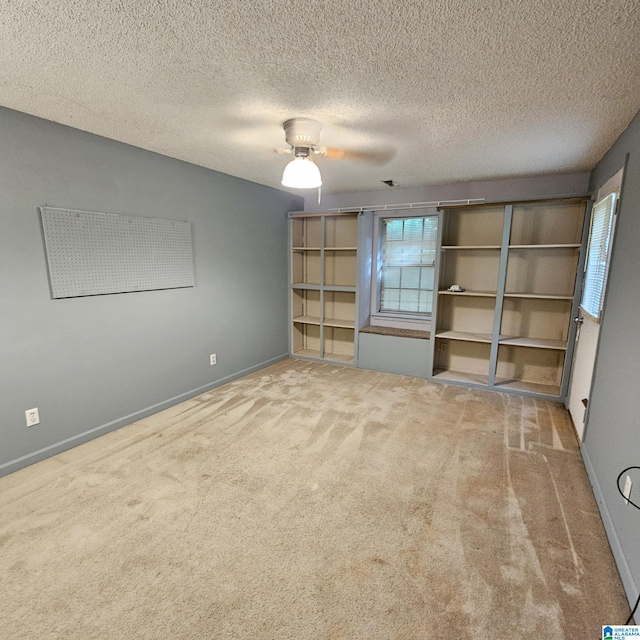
[370, 209, 438, 331]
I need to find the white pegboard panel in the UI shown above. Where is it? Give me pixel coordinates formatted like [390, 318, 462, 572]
[40, 207, 195, 298]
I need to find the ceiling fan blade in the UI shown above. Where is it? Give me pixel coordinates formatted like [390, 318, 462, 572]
[323, 147, 395, 165]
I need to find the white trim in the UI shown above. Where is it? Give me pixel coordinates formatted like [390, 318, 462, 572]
[0, 354, 289, 477]
[581, 444, 638, 605]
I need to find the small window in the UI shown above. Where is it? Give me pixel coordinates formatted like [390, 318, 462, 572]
[379, 216, 438, 315]
[581, 193, 617, 322]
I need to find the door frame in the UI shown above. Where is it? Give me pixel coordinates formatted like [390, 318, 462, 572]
[565, 157, 628, 441]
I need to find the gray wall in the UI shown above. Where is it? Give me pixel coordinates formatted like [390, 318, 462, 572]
[581, 110, 640, 603]
[0, 107, 302, 475]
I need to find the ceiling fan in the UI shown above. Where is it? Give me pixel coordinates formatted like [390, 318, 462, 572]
[277, 118, 394, 189]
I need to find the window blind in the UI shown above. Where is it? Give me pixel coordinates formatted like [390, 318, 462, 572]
[380, 216, 437, 314]
[581, 193, 617, 322]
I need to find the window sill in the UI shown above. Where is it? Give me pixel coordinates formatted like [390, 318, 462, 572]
[369, 313, 431, 333]
[360, 325, 430, 340]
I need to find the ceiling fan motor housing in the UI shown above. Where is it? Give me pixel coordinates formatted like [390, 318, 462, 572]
[283, 118, 322, 151]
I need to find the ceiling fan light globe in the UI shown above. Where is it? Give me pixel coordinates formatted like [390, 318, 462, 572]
[281, 157, 322, 189]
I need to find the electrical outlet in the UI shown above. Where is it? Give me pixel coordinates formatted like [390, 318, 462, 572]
[210, 354, 217, 366]
[25, 408, 40, 427]
[439, 341, 448, 352]
[623, 475, 632, 505]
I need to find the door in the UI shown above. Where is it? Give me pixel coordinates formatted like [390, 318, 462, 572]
[568, 168, 623, 439]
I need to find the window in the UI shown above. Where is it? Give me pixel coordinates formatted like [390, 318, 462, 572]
[581, 193, 617, 322]
[378, 216, 438, 315]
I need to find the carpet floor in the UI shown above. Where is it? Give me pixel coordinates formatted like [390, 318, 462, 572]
[0, 358, 629, 639]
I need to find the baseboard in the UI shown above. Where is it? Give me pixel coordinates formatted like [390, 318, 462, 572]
[0, 354, 289, 478]
[581, 443, 639, 606]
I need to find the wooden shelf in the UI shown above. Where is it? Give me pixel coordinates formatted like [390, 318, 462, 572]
[292, 315, 321, 325]
[291, 283, 321, 290]
[292, 348, 322, 359]
[509, 244, 581, 249]
[437, 333, 568, 350]
[292, 246, 321, 251]
[324, 353, 355, 364]
[436, 330, 495, 344]
[432, 369, 489, 386]
[442, 245, 501, 250]
[323, 285, 356, 292]
[324, 247, 357, 251]
[503, 292, 573, 300]
[493, 378, 561, 396]
[499, 337, 568, 350]
[438, 290, 497, 297]
[324, 318, 355, 329]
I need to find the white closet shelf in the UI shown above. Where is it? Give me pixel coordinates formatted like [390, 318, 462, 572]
[438, 290, 497, 297]
[292, 315, 321, 326]
[503, 292, 574, 300]
[292, 348, 322, 359]
[499, 337, 568, 350]
[292, 246, 321, 251]
[441, 245, 502, 250]
[323, 285, 356, 292]
[323, 318, 355, 329]
[432, 369, 489, 386]
[435, 331, 497, 344]
[324, 353, 355, 364]
[508, 243, 581, 249]
[493, 378, 561, 396]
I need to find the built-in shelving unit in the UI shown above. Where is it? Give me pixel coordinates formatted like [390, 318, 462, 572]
[434, 205, 504, 386]
[289, 197, 588, 401]
[432, 198, 588, 398]
[290, 213, 359, 365]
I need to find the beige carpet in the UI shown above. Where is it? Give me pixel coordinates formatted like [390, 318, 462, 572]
[0, 359, 629, 639]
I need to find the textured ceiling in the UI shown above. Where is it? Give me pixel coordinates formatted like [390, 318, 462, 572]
[1, 0, 639, 194]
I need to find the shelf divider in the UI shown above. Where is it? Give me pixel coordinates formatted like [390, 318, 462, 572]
[488, 204, 513, 387]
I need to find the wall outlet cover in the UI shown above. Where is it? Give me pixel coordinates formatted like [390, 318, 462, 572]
[623, 475, 632, 505]
[25, 408, 40, 427]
